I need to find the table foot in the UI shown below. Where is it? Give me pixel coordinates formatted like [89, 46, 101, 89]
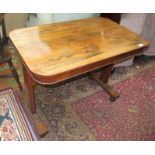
[35, 121, 49, 137]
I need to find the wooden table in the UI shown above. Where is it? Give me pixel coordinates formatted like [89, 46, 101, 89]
[9, 17, 149, 113]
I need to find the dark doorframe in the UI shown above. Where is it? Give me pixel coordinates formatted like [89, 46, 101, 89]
[100, 13, 121, 24]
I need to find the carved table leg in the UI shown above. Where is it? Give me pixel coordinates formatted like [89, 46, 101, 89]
[23, 65, 37, 113]
[91, 64, 120, 101]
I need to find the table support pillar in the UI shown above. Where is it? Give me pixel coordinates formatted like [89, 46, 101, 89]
[23, 65, 37, 113]
[91, 64, 120, 101]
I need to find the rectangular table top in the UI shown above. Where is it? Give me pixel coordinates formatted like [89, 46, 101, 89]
[9, 17, 149, 77]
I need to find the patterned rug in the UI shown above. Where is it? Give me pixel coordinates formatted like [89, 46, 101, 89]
[73, 67, 155, 140]
[0, 88, 36, 141]
[34, 66, 155, 140]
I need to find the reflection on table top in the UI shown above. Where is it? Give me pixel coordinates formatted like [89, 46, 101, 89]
[9, 17, 149, 76]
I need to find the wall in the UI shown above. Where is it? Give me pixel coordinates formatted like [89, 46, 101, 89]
[27, 13, 100, 26]
[4, 13, 29, 36]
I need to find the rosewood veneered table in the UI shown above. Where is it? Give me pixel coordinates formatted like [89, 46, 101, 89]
[9, 17, 149, 113]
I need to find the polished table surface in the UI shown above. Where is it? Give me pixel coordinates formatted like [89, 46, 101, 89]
[9, 17, 149, 113]
[10, 17, 149, 78]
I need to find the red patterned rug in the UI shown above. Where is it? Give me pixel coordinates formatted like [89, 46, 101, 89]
[0, 88, 37, 141]
[73, 67, 155, 140]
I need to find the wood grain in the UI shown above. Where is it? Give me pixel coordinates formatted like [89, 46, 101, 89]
[9, 17, 149, 77]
